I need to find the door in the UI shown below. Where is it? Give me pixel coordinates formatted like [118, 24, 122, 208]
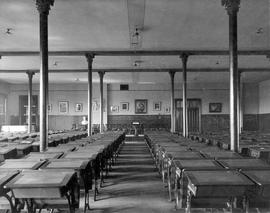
[19, 95, 38, 128]
[175, 99, 201, 133]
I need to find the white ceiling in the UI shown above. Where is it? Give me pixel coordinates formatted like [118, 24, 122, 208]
[0, 0, 269, 84]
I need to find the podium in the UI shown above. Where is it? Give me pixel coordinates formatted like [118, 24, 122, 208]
[131, 122, 144, 136]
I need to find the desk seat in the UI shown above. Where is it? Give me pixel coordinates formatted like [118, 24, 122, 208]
[201, 151, 243, 159]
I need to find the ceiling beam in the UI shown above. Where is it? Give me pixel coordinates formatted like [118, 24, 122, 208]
[0, 68, 269, 73]
[0, 49, 270, 56]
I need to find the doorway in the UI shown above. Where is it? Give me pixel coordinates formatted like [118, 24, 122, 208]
[175, 99, 201, 133]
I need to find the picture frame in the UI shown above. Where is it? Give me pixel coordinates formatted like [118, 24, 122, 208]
[75, 103, 83, 112]
[165, 106, 171, 113]
[110, 105, 119, 113]
[135, 99, 147, 114]
[209, 103, 222, 113]
[153, 101, 161, 111]
[120, 102, 129, 111]
[58, 101, 69, 113]
[47, 104, 52, 113]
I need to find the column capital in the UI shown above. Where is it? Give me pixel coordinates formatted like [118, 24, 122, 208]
[85, 53, 95, 64]
[180, 53, 189, 64]
[98, 71, 105, 78]
[36, 0, 54, 15]
[169, 71, 176, 78]
[26, 71, 35, 78]
[222, 0, 240, 15]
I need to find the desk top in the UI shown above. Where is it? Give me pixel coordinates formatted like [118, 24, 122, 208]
[6, 170, 75, 188]
[185, 170, 254, 186]
[174, 159, 223, 171]
[25, 152, 63, 160]
[0, 159, 45, 170]
[42, 159, 89, 170]
[0, 147, 16, 154]
[201, 151, 243, 159]
[46, 146, 76, 152]
[242, 170, 270, 185]
[167, 151, 204, 159]
[0, 170, 19, 188]
[217, 158, 270, 170]
[62, 151, 96, 159]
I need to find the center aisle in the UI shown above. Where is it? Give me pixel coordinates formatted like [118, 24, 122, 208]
[89, 140, 176, 213]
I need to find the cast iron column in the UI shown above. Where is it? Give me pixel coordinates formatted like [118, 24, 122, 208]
[36, 0, 54, 152]
[26, 71, 35, 133]
[169, 71, 176, 133]
[222, 0, 240, 152]
[98, 71, 105, 133]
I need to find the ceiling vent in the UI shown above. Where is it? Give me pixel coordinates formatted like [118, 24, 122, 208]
[120, 84, 129, 91]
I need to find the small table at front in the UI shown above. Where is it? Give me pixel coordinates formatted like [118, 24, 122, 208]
[172, 159, 224, 209]
[184, 170, 255, 213]
[0, 170, 20, 212]
[40, 158, 92, 213]
[5, 170, 80, 213]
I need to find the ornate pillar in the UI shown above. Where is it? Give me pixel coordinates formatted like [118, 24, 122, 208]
[26, 71, 35, 134]
[36, 0, 54, 152]
[98, 71, 105, 133]
[169, 71, 176, 133]
[86, 54, 95, 136]
[181, 54, 189, 137]
[222, 0, 240, 152]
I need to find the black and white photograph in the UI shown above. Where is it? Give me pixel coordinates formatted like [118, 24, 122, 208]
[0, 1, 270, 212]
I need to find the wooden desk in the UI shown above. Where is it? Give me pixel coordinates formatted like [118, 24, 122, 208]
[5, 170, 79, 213]
[241, 170, 270, 209]
[217, 158, 270, 170]
[172, 159, 224, 207]
[0, 147, 17, 161]
[162, 151, 204, 186]
[0, 159, 45, 170]
[184, 170, 254, 213]
[201, 151, 243, 159]
[41, 158, 92, 213]
[0, 170, 20, 212]
[62, 151, 100, 201]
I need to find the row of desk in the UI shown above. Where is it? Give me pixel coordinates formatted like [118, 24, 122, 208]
[145, 131, 270, 213]
[0, 131, 125, 213]
[190, 132, 270, 162]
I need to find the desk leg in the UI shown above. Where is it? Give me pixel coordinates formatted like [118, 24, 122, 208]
[25, 199, 37, 213]
[185, 189, 192, 213]
[243, 196, 249, 213]
[3, 193, 20, 213]
[167, 164, 172, 202]
[174, 173, 180, 210]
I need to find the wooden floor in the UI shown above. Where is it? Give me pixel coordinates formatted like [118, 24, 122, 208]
[87, 140, 176, 213]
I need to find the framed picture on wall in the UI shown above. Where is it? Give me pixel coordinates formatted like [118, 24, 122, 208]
[209, 103, 222, 113]
[135, 99, 147, 114]
[75, 103, 83, 112]
[153, 102, 161, 111]
[110, 105, 119, 113]
[59, 101, 69, 113]
[47, 104, 52, 113]
[120, 102, 129, 111]
[165, 106, 171, 113]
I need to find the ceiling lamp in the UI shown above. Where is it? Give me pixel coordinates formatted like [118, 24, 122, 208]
[131, 28, 141, 46]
